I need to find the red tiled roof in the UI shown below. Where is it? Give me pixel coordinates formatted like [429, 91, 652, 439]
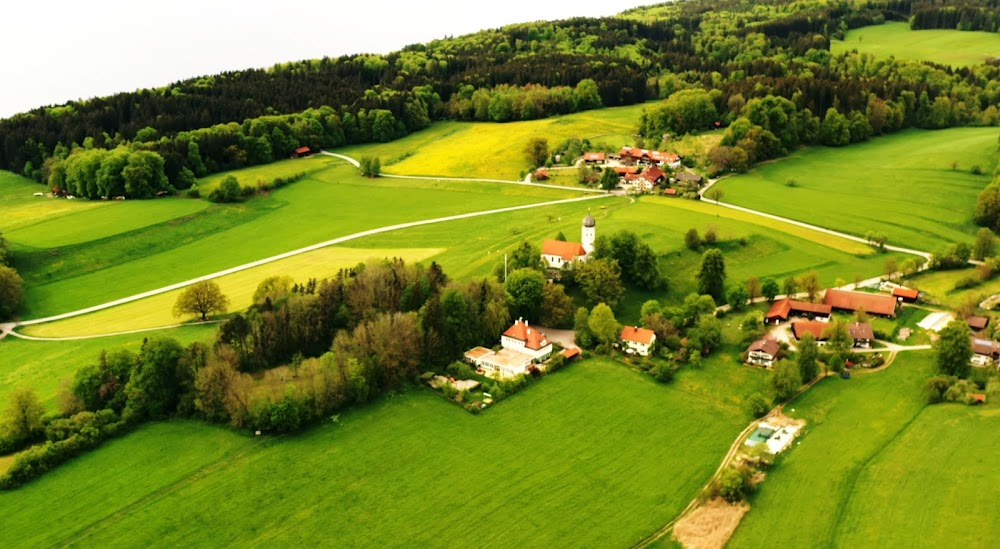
[621, 326, 656, 345]
[967, 316, 990, 330]
[792, 321, 827, 340]
[533, 169, 550, 180]
[823, 289, 897, 316]
[614, 167, 638, 175]
[971, 337, 1000, 356]
[541, 239, 586, 261]
[650, 151, 680, 163]
[583, 152, 605, 161]
[765, 297, 831, 320]
[503, 319, 551, 351]
[561, 348, 580, 359]
[847, 322, 874, 340]
[972, 393, 986, 403]
[748, 338, 780, 357]
[892, 287, 919, 300]
[294, 146, 310, 154]
[663, 188, 678, 195]
[644, 166, 666, 182]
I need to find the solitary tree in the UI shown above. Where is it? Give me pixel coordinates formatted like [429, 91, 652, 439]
[769, 359, 803, 402]
[746, 276, 762, 301]
[973, 227, 996, 260]
[0, 386, 46, 444]
[799, 271, 821, 302]
[588, 303, 619, 347]
[696, 249, 727, 302]
[761, 278, 780, 301]
[523, 137, 549, 167]
[173, 280, 229, 321]
[935, 321, 972, 378]
[707, 187, 724, 204]
[0, 265, 24, 320]
[797, 332, 820, 382]
[782, 276, 798, 298]
[685, 228, 702, 251]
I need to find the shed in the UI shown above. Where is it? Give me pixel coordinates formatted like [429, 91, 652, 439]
[292, 146, 312, 158]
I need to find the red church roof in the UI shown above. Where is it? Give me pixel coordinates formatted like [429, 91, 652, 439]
[503, 319, 550, 350]
[541, 239, 586, 261]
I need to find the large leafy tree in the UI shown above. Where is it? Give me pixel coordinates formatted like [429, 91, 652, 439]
[588, 303, 619, 347]
[935, 321, 972, 378]
[696, 249, 727, 303]
[0, 386, 46, 444]
[797, 332, 820, 382]
[504, 268, 546, 321]
[0, 265, 24, 320]
[173, 280, 229, 321]
[575, 258, 625, 308]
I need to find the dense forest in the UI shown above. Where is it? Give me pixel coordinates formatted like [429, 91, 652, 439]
[2, 0, 1000, 197]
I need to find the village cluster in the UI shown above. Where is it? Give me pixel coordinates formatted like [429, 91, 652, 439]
[534, 146, 704, 195]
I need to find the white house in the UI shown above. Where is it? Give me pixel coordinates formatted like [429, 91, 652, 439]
[465, 319, 554, 379]
[541, 213, 596, 269]
[621, 326, 656, 356]
[746, 338, 780, 367]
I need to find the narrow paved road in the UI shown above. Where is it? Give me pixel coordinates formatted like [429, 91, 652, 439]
[8, 193, 616, 338]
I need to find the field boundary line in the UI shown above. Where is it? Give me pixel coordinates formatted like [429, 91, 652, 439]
[7, 320, 221, 342]
[10, 194, 615, 331]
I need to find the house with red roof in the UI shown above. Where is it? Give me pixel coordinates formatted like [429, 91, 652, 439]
[501, 318, 553, 361]
[466, 318, 554, 379]
[791, 321, 828, 341]
[621, 326, 656, 356]
[583, 152, 606, 164]
[747, 338, 781, 367]
[892, 287, 919, 303]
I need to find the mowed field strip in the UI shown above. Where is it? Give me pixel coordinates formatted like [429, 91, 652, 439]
[0, 360, 748, 548]
[713, 128, 998, 251]
[19, 247, 442, 337]
[832, 22, 1000, 67]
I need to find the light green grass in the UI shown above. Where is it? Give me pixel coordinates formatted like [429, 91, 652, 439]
[906, 266, 1000, 309]
[0, 359, 747, 547]
[23, 247, 441, 337]
[730, 352, 998, 547]
[832, 22, 1000, 67]
[0, 324, 218, 409]
[343, 195, 905, 323]
[196, 154, 340, 194]
[17, 164, 580, 319]
[713, 128, 998, 251]
[337, 103, 646, 180]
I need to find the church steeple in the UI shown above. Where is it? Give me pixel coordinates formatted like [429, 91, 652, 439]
[582, 210, 596, 254]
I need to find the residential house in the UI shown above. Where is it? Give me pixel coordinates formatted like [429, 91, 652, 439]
[675, 172, 703, 185]
[971, 337, 1000, 367]
[583, 152, 606, 164]
[823, 289, 898, 317]
[847, 322, 875, 348]
[465, 319, 554, 379]
[765, 297, 832, 324]
[747, 338, 780, 367]
[621, 326, 656, 356]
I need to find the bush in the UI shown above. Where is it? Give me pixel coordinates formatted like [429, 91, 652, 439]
[714, 464, 754, 503]
[652, 364, 674, 383]
[546, 353, 567, 374]
[446, 360, 476, 379]
[745, 392, 770, 418]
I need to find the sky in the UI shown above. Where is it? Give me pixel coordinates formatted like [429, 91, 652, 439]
[0, 0, 657, 119]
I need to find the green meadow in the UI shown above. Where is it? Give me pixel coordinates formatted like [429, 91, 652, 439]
[0, 359, 752, 547]
[337, 103, 646, 180]
[729, 352, 999, 547]
[832, 22, 1000, 67]
[9, 163, 580, 320]
[0, 324, 218, 409]
[713, 128, 998, 252]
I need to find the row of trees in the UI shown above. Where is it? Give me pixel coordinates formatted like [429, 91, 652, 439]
[0, 232, 24, 320]
[445, 80, 602, 122]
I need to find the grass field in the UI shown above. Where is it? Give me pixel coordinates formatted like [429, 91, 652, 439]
[342, 194, 904, 323]
[22, 247, 442, 337]
[713, 128, 998, 252]
[0, 324, 218, 409]
[195, 155, 339, 194]
[0, 359, 750, 547]
[729, 352, 999, 547]
[337, 103, 646, 180]
[904, 266, 1000, 309]
[832, 22, 1000, 67]
[13, 163, 581, 319]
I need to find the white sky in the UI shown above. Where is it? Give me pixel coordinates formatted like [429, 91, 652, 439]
[0, 0, 656, 119]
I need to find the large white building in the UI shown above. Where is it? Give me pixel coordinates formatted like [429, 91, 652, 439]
[541, 213, 596, 269]
[464, 319, 554, 379]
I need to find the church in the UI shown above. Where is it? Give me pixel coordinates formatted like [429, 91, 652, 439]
[540, 213, 596, 269]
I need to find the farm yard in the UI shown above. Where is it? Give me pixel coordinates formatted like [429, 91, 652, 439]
[712, 128, 998, 252]
[831, 22, 1000, 67]
[0, 360, 748, 547]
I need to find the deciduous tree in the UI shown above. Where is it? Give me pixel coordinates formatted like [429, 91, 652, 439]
[0, 265, 24, 320]
[173, 280, 229, 321]
[0, 387, 46, 444]
[574, 258, 625, 308]
[504, 268, 546, 321]
[797, 332, 820, 382]
[588, 303, 619, 347]
[696, 249, 727, 302]
[523, 137, 549, 167]
[935, 321, 972, 378]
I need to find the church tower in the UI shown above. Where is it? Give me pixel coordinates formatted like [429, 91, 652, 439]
[582, 211, 596, 255]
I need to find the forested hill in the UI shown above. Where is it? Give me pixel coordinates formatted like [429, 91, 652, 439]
[3, 0, 999, 197]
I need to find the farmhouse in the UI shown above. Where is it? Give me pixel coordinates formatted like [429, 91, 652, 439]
[892, 287, 919, 303]
[620, 326, 656, 356]
[766, 297, 832, 324]
[583, 152, 606, 164]
[847, 322, 875, 348]
[617, 147, 682, 168]
[967, 316, 990, 332]
[971, 337, 1000, 366]
[823, 289, 897, 317]
[465, 319, 553, 379]
[675, 172, 703, 185]
[541, 213, 596, 269]
[746, 338, 780, 367]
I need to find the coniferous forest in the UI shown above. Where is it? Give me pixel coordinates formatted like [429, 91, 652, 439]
[2, 0, 1000, 198]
